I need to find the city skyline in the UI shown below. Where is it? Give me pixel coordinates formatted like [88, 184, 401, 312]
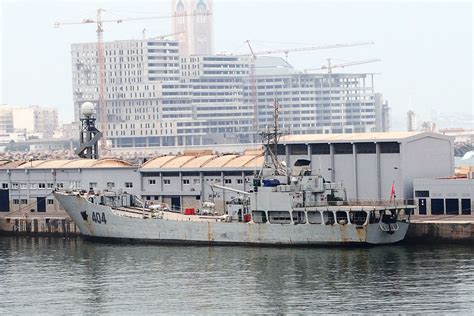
[1, 0, 472, 129]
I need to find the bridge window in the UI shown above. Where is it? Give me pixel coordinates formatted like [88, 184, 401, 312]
[268, 211, 292, 224]
[350, 211, 367, 225]
[323, 211, 335, 225]
[252, 211, 267, 223]
[292, 211, 306, 224]
[307, 211, 322, 224]
[336, 211, 348, 225]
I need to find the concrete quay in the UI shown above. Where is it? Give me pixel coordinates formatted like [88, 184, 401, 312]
[405, 215, 474, 244]
[0, 213, 78, 237]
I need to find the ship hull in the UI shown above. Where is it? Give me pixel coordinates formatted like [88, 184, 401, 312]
[55, 193, 409, 246]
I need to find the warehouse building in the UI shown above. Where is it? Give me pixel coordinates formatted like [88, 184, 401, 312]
[0, 132, 454, 215]
[413, 175, 473, 216]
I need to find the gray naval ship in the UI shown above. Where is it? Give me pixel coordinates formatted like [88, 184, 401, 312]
[54, 103, 413, 246]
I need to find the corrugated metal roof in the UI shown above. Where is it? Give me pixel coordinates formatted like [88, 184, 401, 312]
[181, 155, 216, 168]
[0, 161, 26, 168]
[60, 159, 97, 168]
[225, 155, 258, 168]
[245, 156, 264, 168]
[161, 155, 196, 168]
[33, 160, 73, 168]
[202, 155, 239, 168]
[92, 159, 131, 168]
[141, 155, 177, 169]
[16, 160, 47, 168]
[280, 132, 422, 143]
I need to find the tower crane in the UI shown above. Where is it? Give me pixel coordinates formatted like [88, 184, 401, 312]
[242, 40, 375, 135]
[305, 58, 381, 74]
[55, 9, 210, 156]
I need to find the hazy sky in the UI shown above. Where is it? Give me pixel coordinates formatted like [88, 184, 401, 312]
[1, 0, 472, 129]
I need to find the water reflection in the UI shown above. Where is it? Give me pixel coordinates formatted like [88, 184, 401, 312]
[0, 237, 473, 314]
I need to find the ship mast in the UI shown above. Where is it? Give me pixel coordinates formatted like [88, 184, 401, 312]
[260, 99, 287, 176]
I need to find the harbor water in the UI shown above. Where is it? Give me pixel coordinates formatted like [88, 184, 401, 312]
[1, 237, 473, 314]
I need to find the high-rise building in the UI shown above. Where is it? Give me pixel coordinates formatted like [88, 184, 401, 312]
[172, 0, 214, 56]
[71, 39, 382, 148]
[407, 110, 416, 131]
[252, 57, 379, 134]
[0, 105, 58, 138]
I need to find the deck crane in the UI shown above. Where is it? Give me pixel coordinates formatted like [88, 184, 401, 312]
[305, 58, 381, 74]
[242, 40, 375, 136]
[55, 9, 209, 156]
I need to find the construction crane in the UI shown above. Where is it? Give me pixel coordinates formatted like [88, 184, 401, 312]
[243, 40, 375, 136]
[55, 9, 209, 156]
[305, 58, 381, 74]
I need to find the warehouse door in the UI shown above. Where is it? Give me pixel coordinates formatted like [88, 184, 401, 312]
[171, 196, 181, 211]
[0, 189, 9, 212]
[37, 197, 46, 213]
[461, 199, 471, 215]
[418, 199, 426, 215]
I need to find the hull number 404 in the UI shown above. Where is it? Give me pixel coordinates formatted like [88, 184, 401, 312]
[92, 212, 107, 224]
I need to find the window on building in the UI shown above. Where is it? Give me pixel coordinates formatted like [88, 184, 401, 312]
[415, 190, 430, 198]
[311, 144, 330, 155]
[89, 182, 97, 188]
[30, 183, 37, 189]
[106, 182, 115, 188]
[47, 199, 54, 205]
[39, 183, 46, 189]
[12, 183, 18, 189]
[47, 183, 54, 189]
[380, 142, 400, 153]
[56, 183, 64, 188]
[148, 179, 156, 185]
[20, 183, 27, 189]
[125, 182, 133, 188]
[20, 199, 28, 204]
[193, 179, 200, 185]
[13, 199, 19, 205]
[237, 179, 243, 184]
[2, 183, 8, 189]
[356, 142, 376, 154]
[163, 179, 171, 185]
[183, 179, 190, 185]
[290, 144, 308, 155]
[431, 198, 444, 215]
[276, 144, 286, 155]
[334, 143, 353, 154]
[224, 179, 232, 184]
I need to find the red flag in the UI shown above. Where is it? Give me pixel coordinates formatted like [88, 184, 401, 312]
[389, 181, 395, 202]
